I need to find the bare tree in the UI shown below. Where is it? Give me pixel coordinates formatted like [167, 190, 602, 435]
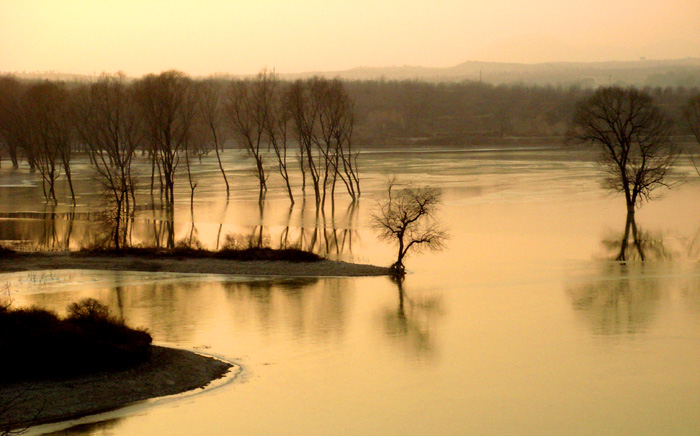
[569, 87, 678, 217]
[266, 81, 295, 204]
[74, 73, 142, 249]
[0, 76, 26, 169]
[226, 70, 276, 202]
[685, 93, 700, 145]
[287, 79, 320, 200]
[195, 79, 230, 196]
[286, 77, 360, 208]
[371, 179, 448, 277]
[23, 82, 69, 203]
[133, 71, 196, 212]
[684, 93, 700, 174]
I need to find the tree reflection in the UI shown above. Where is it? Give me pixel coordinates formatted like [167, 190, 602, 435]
[567, 263, 661, 335]
[288, 200, 360, 258]
[221, 278, 348, 341]
[382, 277, 442, 361]
[602, 213, 669, 261]
[42, 417, 123, 436]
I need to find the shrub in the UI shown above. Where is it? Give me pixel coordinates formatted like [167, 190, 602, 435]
[0, 298, 152, 382]
[66, 298, 114, 322]
[214, 247, 322, 262]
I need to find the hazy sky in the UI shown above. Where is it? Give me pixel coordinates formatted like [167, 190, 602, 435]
[1, 0, 698, 77]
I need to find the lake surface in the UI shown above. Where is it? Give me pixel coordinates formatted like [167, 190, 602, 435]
[3, 146, 700, 435]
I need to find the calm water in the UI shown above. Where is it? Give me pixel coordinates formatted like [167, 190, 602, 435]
[3, 146, 700, 435]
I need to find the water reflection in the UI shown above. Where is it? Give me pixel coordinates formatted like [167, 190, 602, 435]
[221, 277, 347, 341]
[601, 214, 670, 261]
[382, 277, 442, 361]
[0, 206, 88, 251]
[14, 272, 351, 345]
[42, 417, 122, 436]
[567, 263, 661, 335]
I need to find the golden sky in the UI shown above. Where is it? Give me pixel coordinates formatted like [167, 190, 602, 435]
[1, 0, 698, 77]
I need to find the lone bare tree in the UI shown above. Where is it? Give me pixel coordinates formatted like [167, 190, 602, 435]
[569, 87, 678, 217]
[371, 179, 448, 277]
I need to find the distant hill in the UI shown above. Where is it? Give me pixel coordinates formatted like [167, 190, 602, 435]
[284, 58, 700, 88]
[5, 58, 700, 88]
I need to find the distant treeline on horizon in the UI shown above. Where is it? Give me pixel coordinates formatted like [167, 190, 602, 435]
[1, 70, 698, 148]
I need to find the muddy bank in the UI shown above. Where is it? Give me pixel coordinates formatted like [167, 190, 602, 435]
[0, 346, 233, 431]
[0, 251, 391, 277]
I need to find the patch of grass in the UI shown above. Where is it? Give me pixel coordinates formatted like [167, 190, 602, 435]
[214, 247, 322, 262]
[79, 246, 322, 262]
[0, 298, 152, 383]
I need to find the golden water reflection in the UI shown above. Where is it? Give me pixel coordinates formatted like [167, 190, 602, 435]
[567, 263, 661, 335]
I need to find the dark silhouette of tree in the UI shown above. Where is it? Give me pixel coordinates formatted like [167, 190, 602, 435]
[685, 93, 700, 143]
[286, 79, 319, 199]
[226, 70, 276, 202]
[0, 76, 26, 169]
[371, 179, 448, 277]
[684, 93, 700, 175]
[195, 79, 230, 196]
[133, 71, 196, 248]
[267, 81, 295, 204]
[74, 73, 143, 249]
[569, 87, 678, 217]
[286, 77, 359, 208]
[133, 71, 195, 208]
[23, 82, 72, 203]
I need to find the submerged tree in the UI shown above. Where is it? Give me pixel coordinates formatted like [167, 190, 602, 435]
[569, 87, 678, 217]
[23, 82, 73, 203]
[0, 76, 26, 169]
[74, 74, 142, 249]
[684, 93, 700, 174]
[267, 81, 295, 204]
[286, 77, 360, 208]
[195, 79, 230, 196]
[226, 70, 277, 202]
[371, 179, 448, 277]
[133, 70, 196, 212]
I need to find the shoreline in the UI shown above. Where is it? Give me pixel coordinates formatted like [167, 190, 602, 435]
[0, 251, 389, 432]
[0, 345, 234, 431]
[0, 251, 391, 277]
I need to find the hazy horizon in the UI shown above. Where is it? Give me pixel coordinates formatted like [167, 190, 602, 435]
[1, 0, 698, 78]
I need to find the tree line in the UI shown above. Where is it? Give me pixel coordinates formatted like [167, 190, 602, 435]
[0, 71, 361, 249]
[345, 80, 700, 145]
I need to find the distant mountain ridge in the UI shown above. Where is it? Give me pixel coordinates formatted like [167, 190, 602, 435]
[285, 58, 700, 87]
[5, 58, 700, 88]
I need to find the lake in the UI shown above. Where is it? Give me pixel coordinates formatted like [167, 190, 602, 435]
[3, 145, 700, 435]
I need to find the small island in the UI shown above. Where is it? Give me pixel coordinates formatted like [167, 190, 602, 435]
[0, 247, 391, 277]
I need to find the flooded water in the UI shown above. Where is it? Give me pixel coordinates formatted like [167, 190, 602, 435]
[3, 146, 700, 435]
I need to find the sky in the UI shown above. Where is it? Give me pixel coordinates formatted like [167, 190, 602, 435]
[1, 0, 698, 77]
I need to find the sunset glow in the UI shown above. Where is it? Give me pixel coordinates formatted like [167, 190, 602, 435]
[1, 0, 698, 77]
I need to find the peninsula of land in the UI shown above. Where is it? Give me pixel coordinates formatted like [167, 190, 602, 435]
[0, 250, 391, 277]
[0, 249, 389, 432]
[0, 346, 233, 431]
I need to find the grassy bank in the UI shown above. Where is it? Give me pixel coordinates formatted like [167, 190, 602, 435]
[0, 298, 151, 383]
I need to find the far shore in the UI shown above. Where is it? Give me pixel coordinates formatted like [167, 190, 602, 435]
[0, 345, 234, 431]
[0, 251, 391, 277]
